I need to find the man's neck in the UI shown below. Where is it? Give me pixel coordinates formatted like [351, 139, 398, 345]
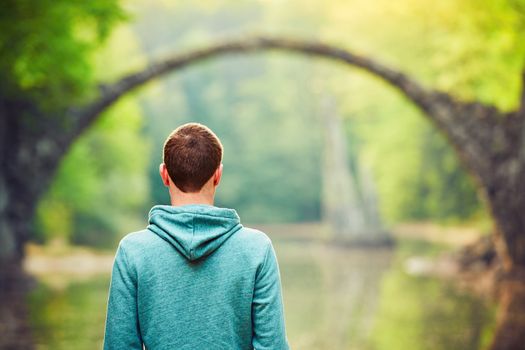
[169, 188, 215, 207]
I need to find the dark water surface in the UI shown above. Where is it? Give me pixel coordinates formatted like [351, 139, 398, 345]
[28, 238, 496, 349]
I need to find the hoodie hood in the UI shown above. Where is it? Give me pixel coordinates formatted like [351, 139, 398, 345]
[147, 204, 242, 261]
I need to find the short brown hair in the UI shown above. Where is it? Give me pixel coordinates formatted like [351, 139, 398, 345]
[163, 123, 223, 193]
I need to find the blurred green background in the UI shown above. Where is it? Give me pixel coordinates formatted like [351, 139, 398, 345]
[17, 0, 522, 247]
[3, 0, 524, 348]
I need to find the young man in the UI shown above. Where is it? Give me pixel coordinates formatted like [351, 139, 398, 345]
[103, 123, 289, 350]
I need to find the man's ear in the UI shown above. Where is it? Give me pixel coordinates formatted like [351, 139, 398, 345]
[213, 164, 223, 187]
[159, 163, 170, 187]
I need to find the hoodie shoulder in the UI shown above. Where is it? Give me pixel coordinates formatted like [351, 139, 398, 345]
[120, 229, 151, 243]
[231, 227, 273, 252]
[238, 227, 271, 241]
[118, 229, 160, 254]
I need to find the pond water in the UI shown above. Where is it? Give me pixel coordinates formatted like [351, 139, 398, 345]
[27, 237, 496, 349]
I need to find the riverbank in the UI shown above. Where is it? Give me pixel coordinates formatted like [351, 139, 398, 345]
[391, 225, 498, 298]
[23, 243, 114, 289]
[23, 221, 489, 287]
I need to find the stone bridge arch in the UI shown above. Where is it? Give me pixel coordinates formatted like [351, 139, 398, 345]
[66, 37, 524, 271]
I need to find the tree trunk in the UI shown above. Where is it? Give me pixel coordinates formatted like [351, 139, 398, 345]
[0, 115, 36, 348]
[0, 178, 31, 349]
[0, 97, 67, 266]
[487, 183, 525, 271]
[489, 275, 525, 350]
[460, 110, 525, 272]
[0, 98, 63, 349]
[0, 258, 35, 350]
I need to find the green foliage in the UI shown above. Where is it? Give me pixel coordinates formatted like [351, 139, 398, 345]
[36, 97, 150, 247]
[24, 0, 525, 248]
[128, 0, 327, 223]
[0, 0, 125, 108]
[130, 0, 518, 224]
[141, 53, 323, 223]
[25, 12, 151, 247]
[309, 0, 525, 222]
[351, 91, 482, 222]
[35, 199, 73, 243]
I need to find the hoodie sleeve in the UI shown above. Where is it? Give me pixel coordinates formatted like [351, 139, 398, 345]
[252, 242, 290, 350]
[104, 242, 143, 350]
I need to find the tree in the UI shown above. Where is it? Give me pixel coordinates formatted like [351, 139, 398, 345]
[34, 26, 150, 248]
[0, 3, 126, 345]
[0, 0, 125, 267]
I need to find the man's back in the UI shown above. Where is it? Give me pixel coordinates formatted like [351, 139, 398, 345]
[104, 204, 289, 350]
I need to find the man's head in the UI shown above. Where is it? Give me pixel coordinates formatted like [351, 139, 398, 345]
[160, 123, 223, 194]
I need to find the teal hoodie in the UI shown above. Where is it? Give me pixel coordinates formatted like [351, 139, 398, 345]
[103, 204, 289, 350]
